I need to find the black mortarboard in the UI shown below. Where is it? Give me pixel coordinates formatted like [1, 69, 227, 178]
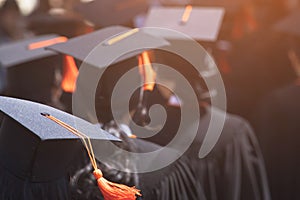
[0, 35, 67, 104]
[0, 95, 118, 199]
[142, 6, 225, 85]
[47, 26, 169, 122]
[47, 25, 169, 67]
[74, 0, 148, 28]
[160, 0, 242, 13]
[143, 6, 225, 42]
[141, 7, 223, 105]
[0, 34, 60, 68]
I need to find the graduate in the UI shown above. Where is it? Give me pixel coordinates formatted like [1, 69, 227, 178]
[48, 10, 270, 199]
[0, 96, 123, 200]
[252, 10, 300, 200]
[0, 34, 79, 111]
[70, 120, 204, 200]
[47, 25, 205, 199]
[137, 6, 271, 200]
[226, 29, 296, 122]
[134, 51, 271, 200]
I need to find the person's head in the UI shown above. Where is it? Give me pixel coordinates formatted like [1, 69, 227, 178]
[0, 0, 24, 39]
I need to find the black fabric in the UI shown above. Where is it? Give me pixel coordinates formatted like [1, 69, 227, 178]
[0, 165, 71, 200]
[0, 96, 119, 199]
[252, 83, 300, 200]
[125, 138, 204, 199]
[139, 153, 205, 200]
[6, 55, 61, 104]
[70, 123, 205, 200]
[192, 107, 270, 200]
[145, 105, 271, 200]
[0, 115, 82, 182]
[225, 30, 296, 121]
[0, 115, 81, 199]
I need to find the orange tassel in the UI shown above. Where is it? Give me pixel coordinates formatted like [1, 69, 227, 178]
[42, 114, 142, 199]
[93, 169, 141, 200]
[138, 51, 156, 92]
[61, 55, 79, 93]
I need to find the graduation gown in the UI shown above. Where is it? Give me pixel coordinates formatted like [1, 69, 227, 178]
[252, 83, 300, 200]
[191, 106, 270, 200]
[225, 30, 296, 121]
[70, 135, 205, 200]
[134, 138, 205, 200]
[144, 105, 271, 200]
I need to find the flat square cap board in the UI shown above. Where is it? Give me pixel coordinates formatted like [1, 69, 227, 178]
[143, 6, 225, 41]
[46, 25, 169, 123]
[46, 25, 169, 68]
[0, 96, 119, 183]
[0, 34, 64, 68]
[0, 95, 118, 141]
[74, 0, 148, 27]
[0, 35, 70, 104]
[159, 0, 246, 13]
[273, 9, 300, 37]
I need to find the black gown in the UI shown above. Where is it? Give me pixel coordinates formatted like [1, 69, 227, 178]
[133, 139, 205, 200]
[191, 107, 270, 200]
[225, 30, 296, 121]
[70, 125, 205, 200]
[252, 83, 300, 200]
[144, 105, 271, 200]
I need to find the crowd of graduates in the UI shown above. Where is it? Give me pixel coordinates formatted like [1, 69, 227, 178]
[0, 0, 299, 199]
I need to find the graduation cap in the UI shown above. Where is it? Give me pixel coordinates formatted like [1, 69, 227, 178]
[160, 0, 244, 13]
[74, 0, 148, 28]
[47, 26, 169, 67]
[0, 34, 79, 105]
[0, 35, 65, 103]
[47, 26, 169, 123]
[0, 95, 118, 199]
[140, 6, 223, 105]
[0, 34, 62, 68]
[143, 6, 225, 42]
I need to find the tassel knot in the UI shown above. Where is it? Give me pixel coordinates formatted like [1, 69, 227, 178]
[93, 169, 103, 179]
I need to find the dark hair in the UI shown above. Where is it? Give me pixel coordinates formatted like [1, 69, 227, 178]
[0, 0, 20, 14]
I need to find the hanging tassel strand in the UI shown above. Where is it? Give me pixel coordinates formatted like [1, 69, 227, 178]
[94, 169, 141, 200]
[41, 113, 142, 200]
